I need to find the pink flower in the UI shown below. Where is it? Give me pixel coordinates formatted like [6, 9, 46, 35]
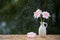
[42, 11, 50, 19]
[27, 32, 36, 38]
[34, 9, 42, 18]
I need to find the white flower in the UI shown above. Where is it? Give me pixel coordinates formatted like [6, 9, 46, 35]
[34, 9, 42, 18]
[27, 32, 36, 38]
[42, 11, 50, 19]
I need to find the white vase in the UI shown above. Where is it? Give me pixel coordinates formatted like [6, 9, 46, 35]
[38, 22, 48, 37]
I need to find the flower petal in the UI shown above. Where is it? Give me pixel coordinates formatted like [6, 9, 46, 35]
[33, 9, 42, 18]
[42, 11, 50, 19]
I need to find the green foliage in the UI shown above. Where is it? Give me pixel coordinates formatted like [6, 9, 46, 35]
[0, 0, 60, 34]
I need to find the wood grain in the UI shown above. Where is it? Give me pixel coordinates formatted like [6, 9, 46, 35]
[0, 35, 60, 40]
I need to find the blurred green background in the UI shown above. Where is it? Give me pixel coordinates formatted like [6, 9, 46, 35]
[0, 0, 60, 34]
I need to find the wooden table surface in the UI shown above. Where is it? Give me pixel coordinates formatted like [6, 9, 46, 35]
[0, 35, 60, 40]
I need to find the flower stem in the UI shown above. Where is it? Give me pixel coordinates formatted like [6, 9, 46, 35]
[43, 19, 45, 22]
[41, 18, 42, 22]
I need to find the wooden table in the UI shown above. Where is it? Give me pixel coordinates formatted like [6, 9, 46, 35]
[0, 35, 60, 40]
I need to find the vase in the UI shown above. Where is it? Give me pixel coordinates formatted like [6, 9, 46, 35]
[38, 22, 48, 37]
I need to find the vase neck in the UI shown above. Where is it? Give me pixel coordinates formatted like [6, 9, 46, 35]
[40, 22, 45, 26]
[40, 22, 45, 24]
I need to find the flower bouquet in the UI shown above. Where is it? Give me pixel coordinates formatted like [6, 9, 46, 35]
[33, 9, 50, 37]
